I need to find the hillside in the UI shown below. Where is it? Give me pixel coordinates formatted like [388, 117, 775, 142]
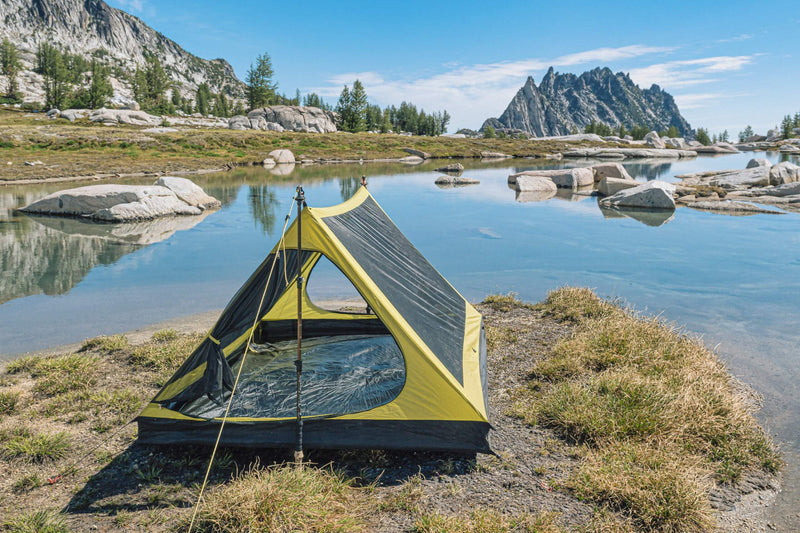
[0, 0, 245, 105]
[483, 66, 692, 137]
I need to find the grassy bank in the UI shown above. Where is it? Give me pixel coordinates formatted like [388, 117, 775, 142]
[0, 289, 779, 532]
[0, 108, 600, 182]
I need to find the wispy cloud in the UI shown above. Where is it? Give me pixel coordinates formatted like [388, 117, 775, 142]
[717, 33, 754, 43]
[673, 92, 751, 110]
[311, 45, 674, 129]
[114, 0, 144, 13]
[627, 56, 754, 89]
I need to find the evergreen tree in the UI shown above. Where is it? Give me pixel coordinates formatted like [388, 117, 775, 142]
[719, 129, 729, 143]
[348, 79, 367, 132]
[335, 85, 351, 131]
[695, 128, 711, 146]
[738, 125, 754, 142]
[483, 126, 496, 138]
[781, 115, 794, 139]
[132, 56, 170, 114]
[245, 53, 276, 110]
[793, 112, 800, 129]
[36, 44, 70, 110]
[0, 38, 21, 101]
[212, 92, 229, 117]
[86, 59, 112, 109]
[195, 82, 212, 115]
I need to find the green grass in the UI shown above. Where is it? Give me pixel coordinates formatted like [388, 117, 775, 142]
[2, 510, 70, 533]
[482, 292, 534, 313]
[0, 427, 71, 463]
[187, 464, 366, 532]
[412, 508, 563, 533]
[11, 473, 43, 493]
[6, 353, 99, 396]
[79, 334, 129, 353]
[510, 287, 781, 531]
[129, 332, 202, 383]
[0, 390, 19, 416]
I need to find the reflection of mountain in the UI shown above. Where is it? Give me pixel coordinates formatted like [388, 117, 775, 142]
[249, 185, 278, 234]
[623, 160, 673, 181]
[0, 213, 210, 304]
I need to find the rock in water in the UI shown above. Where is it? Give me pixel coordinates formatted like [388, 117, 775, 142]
[746, 158, 772, 169]
[481, 66, 692, 137]
[598, 177, 638, 196]
[769, 162, 800, 185]
[268, 149, 295, 164]
[509, 168, 593, 189]
[20, 178, 219, 222]
[688, 201, 784, 215]
[591, 162, 633, 182]
[515, 176, 558, 193]
[481, 151, 512, 159]
[434, 176, 480, 187]
[434, 163, 465, 173]
[403, 148, 431, 159]
[599, 180, 676, 209]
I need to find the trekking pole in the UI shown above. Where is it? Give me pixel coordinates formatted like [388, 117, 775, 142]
[294, 186, 305, 466]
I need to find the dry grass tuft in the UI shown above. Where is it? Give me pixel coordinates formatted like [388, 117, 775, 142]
[511, 287, 781, 531]
[0, 427, 71, 463]
[482, 293, 534, 313]
[0, 391, 19, 416]
[188, 463, 367, 532]
[5, 353, 99, 396]
[129, 332, 203, 383]
[412, 508, 563, 533]
[80, 334, 129, 354]
[2, 509, 70, 533]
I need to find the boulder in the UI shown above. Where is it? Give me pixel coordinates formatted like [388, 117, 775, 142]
[688, 201, 783, 215]
[154, 177, 220, 210]
[228, 115, 250, 130]
[481, 151, 512, 159]
[434, 175, 480, 187]
[20, 178, 220, 222]
[515, 175, 558, 194]
[665, 138, 686, 149]
[435, 163, 465, 172]
[591, 162, 633, 182]
[247, 105, 337, 133]
[46, 108, 60, 119]
[768, 162, 800, 185]
[766, 129, 781, 142]
[403, 148, 431, 159]
[599, 180, 676, 209]
[262, 157, 276, 168]
[745, 135, 767, 143]
[88, 108, 160, 126]
[694, 143, 738, 154]
[562, 148, 696, 159]
[509, 168, 593, 189]
[398, 155, 424, 164]
[760, 182, 800, 197]
[780, 144, 800, 153]
[598, 177, 639, 196]
[686, 140, 703, 148]
[746, 158, 771, 169]
[60, 109, 89, 122]
[645, 131, 666, 149]
[268, 149, 295, 164]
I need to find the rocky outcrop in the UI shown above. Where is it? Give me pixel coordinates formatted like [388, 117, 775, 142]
[20, 177, 220, 221]
[599, 181, 676, 209]
[434, 176, 480, 187]
[89, 108, 160, 126]
[234, 106, 337, 133]
[435, 163, 465, 173]
[563, 148, 697, 160]
[645, 131, 666, 149]
[693, 143, 739, 154]
[268, 149, 295, 164]
[0, 0, 244, 105]
[404, 148, 431, 159]
[482, 66, 692, 137]
[591, 162, 633, 182]
[688, 201, 783, 215]
[515, 176, 558, 193]
[768, 162, 800, 185]
[481, 151, 512, 159]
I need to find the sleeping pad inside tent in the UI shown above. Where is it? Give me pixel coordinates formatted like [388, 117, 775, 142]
[137, 185, 491, 453]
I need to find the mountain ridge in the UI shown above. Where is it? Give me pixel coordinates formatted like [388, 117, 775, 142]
[0, 0, 244, 105]
[483, 66, 692, 137]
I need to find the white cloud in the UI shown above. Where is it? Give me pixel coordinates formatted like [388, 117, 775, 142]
[627, 56, 753, 88]
[717, 33, 754, 43]
[673, 91, 750, 110]
[114, 0, 144, 13]
[311, 45, 674, 130]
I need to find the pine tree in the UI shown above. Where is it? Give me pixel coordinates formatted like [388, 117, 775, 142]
[335, 85, 351, 131]
[695, 128, 710, 146]
[483, 126, 496, 138]
[132, 56, 169, 114]
[245, 53, 276, 110]
[0, 38, 21, 101]
[212, 93, 229, 117]
[195, 82, 212, 115]
[87, 59, 112, 109]
[781, 115, 794, 139]
[738, 125, 754, 142]
[348, 79, 367, 132]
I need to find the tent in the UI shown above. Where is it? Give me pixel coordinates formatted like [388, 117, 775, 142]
[137, 186, 490, 453]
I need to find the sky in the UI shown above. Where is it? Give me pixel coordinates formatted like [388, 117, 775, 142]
[106, 0, 798, 135]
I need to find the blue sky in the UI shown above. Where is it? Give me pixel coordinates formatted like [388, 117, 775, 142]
[108, 0, 798, 135]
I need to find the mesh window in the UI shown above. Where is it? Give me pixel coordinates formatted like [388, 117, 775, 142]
[322, 196, 466, 384]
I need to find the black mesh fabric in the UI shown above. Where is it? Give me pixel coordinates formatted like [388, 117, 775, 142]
[180, 335, 405, 419]
[322, 196, 466, 384]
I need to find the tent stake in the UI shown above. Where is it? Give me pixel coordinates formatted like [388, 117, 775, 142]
[294, 186, 305, 465]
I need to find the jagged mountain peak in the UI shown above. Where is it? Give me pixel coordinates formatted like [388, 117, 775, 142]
[482, 66, 691, 137]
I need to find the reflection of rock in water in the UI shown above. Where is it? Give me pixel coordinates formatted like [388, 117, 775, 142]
[598, 205, 675, 227]
[623, 160, 673, 181]
[554, 187, 593, 202]
[270, 163, 296, 176]
[515, 189, 556, 202]
[0, 212, 210, 304]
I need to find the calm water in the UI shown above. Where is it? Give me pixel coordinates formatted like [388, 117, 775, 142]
[1, 152, 799, 526]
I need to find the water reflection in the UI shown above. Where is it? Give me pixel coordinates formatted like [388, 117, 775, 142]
[0, 212, 211, 304]
[623, 160, 673, 181]
[598, 205, 675, 227]
[248, 185, 279, 235]
[339, 177, 361, 201]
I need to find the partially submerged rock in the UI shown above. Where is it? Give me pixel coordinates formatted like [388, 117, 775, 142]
[19, 177, 220, 222]
[687, 201, 784, 215]
[599, 180, 676, 209]
[563, 148, 697, 159]
[694, 143, 738, 154]
[435, 163, 465, 173]
[509, 168, 593, 189]
[434, 175, 480, 187]
[480, 151, 512, 159]
[515, 176, 558, 194]
[598, 177, 638, 196]
[591, 162, 633, 182]
[403, 148, 431, 159]
[746, 158, 771, 169]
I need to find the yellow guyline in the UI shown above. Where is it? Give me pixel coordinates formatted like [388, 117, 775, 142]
[186, 194, 298, 533]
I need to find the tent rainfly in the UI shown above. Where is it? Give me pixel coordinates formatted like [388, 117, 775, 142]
[137, 185, 491, 453]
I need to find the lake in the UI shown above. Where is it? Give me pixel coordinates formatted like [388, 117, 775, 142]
[1, 151, 798, 527]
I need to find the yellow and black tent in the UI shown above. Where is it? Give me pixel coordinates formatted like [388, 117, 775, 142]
[137, 185, 490, 453]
